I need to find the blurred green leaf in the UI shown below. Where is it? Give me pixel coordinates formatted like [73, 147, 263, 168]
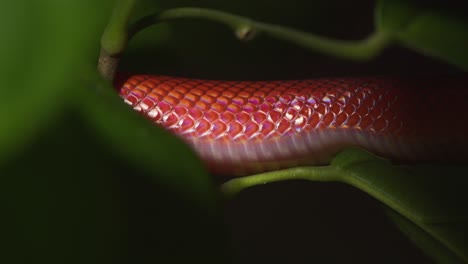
[396, 10, 468, 71]
[1, 0, 227, 263]
[79, 75, 218, 209]
[0, 0, 113, 164]
[377, 0, 468, 70]
[375, 0, 421, 32]
[1, 109, 227, 263]
[0, 112, 125, 264]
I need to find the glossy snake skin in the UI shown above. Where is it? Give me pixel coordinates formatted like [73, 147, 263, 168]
[115, 74, 468, 175]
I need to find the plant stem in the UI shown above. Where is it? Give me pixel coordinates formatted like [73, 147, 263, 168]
[129, 7, 392, 61]
[101, 0, 137, 55]
[221, 166, 340, 197]
[98, 0, 137, 80]
[101, 5, 394, 80]
[98, 49, 120, 81]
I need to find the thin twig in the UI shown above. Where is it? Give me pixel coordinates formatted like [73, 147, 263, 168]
[129, 7, 392, 61]
[98, 0, 137, 80]
[221, 166, 340, 197]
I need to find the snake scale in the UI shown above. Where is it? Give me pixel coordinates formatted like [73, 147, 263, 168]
[115, 74, 468, 175]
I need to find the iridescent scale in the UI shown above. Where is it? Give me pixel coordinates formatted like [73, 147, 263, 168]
[117, 74, 468, 175]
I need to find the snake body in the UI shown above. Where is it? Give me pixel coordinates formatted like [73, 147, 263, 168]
[115, 74, 468, 175]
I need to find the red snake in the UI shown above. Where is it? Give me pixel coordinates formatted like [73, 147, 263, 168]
[115, 74, 468, 176]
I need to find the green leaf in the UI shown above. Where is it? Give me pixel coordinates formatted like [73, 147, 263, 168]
[224, 148, 468, 225]
[1, 1, 227, 263]
[396, 10, 468, 70]
[0, 0, 113, 164]
[334, 148, 468, 224]
[376, 0, 468, 70]
[76, 78, 228, 261]
[334, 149, 468, 261]
[386, 208, 467, 264]
[1, 110, 227, 263]
[0, 113, 125, 264]
[222, 148, 468, 261]
[375, 0, 421, 33]
[78, 76, 218, 209]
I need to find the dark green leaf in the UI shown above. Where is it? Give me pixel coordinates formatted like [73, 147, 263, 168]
[1, 110, 227, 263]
[333, 148, 468, 261]
[1, 1, 227, 263]
[386, 208, 467, 263]
[78, 76, 218, 209]
[396, 10, 468, 70]
[334, 148, 468, 224]
[376, 0, 468, 70]
[223, 147, 468, 262]
[0, 112, 125, 264]
[375, 0, 421, 33]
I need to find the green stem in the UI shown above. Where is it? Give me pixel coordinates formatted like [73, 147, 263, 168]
[99, 0, 137, 80]
[129, 7, 392, 61]
[101, 0, 137, 54]
[221, 166, 340, 197]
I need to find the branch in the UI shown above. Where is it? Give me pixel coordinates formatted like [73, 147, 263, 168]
[221, 166, 340, 197]
[98, 0, 137, 81]
[129, 7, 393, 61]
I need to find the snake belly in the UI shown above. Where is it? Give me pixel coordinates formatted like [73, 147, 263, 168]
[115, 74, 468, 176]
